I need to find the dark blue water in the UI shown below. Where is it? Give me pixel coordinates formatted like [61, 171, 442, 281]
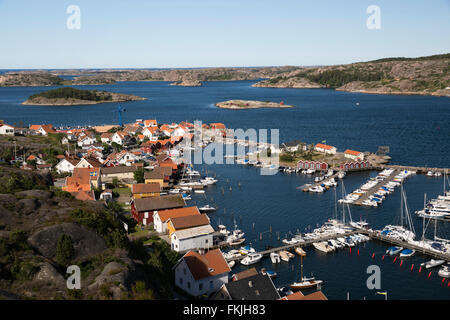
[0, 80, 449, 167]
[1, 80, 449, 299]
[190, 159, 450, 300]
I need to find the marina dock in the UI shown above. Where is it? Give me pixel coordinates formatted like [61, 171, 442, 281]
[224, 227, 450, 263]
[352, 169, 400, 206]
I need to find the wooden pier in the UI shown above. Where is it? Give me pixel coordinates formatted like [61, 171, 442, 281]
[352, 169, 400, 206]
[375, 165, 449, 175]
[357, 228, 450, 261]
[225, 231, 358, 262]
[224, 228, 450, 263]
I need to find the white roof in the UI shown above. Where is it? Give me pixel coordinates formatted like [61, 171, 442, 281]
[172, 224, 214, 240]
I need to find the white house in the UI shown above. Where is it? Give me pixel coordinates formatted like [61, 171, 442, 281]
[153, 206, 201, 234]
[171, 225, 214, 253]
[100, 133, 114, 144]
[344, 149, 364, 161]
[111, 131, 130, 145]
[55, 158, 80, 174]
[75, 157, 102, 169]
[142, 128, 158, 141]
[173, 249, 230, 297]
[0, 122, 15, 136]
[314, 143, 337, 155]
[77, 135, 96, 147]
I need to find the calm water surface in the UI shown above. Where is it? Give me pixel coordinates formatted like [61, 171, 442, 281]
[1, 80, 449, 299]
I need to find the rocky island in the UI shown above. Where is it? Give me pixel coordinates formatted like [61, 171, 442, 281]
[22, 87, 147, 106]
[169, 80, 202, 87]
[216, 100, 295, 110]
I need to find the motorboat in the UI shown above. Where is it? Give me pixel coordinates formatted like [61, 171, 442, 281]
[399, 248, 415, 257]
[239, 245, 256, 255]
[260, 268, 277, 279]
[200, 177, 218, 185]
[199, 204, 216, 213]
[438, 265, 450, 278]
[240, 253, 263, 266]
[312, 241, 334, 253]
[421, 259, 445, 269]
[279, 250, 291, 262]
[217, 224, 230, 236]
[270, 252, 281, 264]
[228, 260, 236, 268]
[223, 249, 241, 260]
[309, 185, 325, 193]
[337, 171, 346, 179]
[386, 246, 403, 256]
[295, 247, 306, 256]
[194, 190, 205, 194]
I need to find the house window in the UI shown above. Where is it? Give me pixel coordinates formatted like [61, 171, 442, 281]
[209, 281, 213, 289]
[187, 282, 191, 289]
[199, 283, 203, 291]
[205, 239, 208, 244]
[179, 278, 183, 285]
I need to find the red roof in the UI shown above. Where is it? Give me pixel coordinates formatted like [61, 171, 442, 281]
[315, 143, 335, 150]
[182, 249, 231, 280]
[344, 149, 362, 156]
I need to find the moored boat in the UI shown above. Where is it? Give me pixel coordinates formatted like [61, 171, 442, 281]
[240, 253, 263, 266]
[400, 248, 415, 257]
[438, 265, 450, 278]
[290, 277, 323, 291]
[421, 259, 445, 269]
[386, 246, 403, 256]
[270, 252, 281, 264]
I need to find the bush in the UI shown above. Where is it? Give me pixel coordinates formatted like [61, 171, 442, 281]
[55, 234, 74, 266]
[71, 208, 128, 249]
[134, 168, 145, 183]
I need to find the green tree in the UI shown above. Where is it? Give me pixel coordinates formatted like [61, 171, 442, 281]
[134, 168, 145, 183]
[55, 234, 74, 266]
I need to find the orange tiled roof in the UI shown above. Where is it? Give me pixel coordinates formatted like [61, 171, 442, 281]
[156, 206, 200, 222]
[182, 249, 231, 281]
[344, 149, 362, 156]
[315, 143, 335, 150]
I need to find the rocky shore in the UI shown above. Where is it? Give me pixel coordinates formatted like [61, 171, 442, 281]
[169, 80, 203, 87]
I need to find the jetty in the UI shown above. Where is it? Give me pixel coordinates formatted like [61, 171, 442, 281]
[224, 227, 450, 263]
[352, 169, 400, 206]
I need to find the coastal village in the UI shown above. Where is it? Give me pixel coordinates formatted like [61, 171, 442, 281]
[1, 116, 449, 300]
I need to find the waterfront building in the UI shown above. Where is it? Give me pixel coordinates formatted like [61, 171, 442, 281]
[213, 273, 280, 300]
[131, 183, 161, 199]
[344, 149, 364, 161]
[153, 206, 200, 233]
[171, 225, 215, 252]
[314, 143, 337, 154]
[167, 214, 210, 237]
[174, 249, 230, 297]
[131, 194, 185, 225]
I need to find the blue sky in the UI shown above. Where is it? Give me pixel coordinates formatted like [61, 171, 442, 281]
[0, 0, 449, 69]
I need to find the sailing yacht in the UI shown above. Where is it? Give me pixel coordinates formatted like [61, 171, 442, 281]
[380, 185, 416, 242]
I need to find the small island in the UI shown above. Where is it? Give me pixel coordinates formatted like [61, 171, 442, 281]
[22, 87, 147, 106]
[215, 100, 295, 110]
[170, 80, 203, 87]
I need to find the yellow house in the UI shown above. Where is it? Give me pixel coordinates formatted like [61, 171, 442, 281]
[131, 183, 161, 199]
[167, 214, 210, 237]
[144, 169, 165, 188]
